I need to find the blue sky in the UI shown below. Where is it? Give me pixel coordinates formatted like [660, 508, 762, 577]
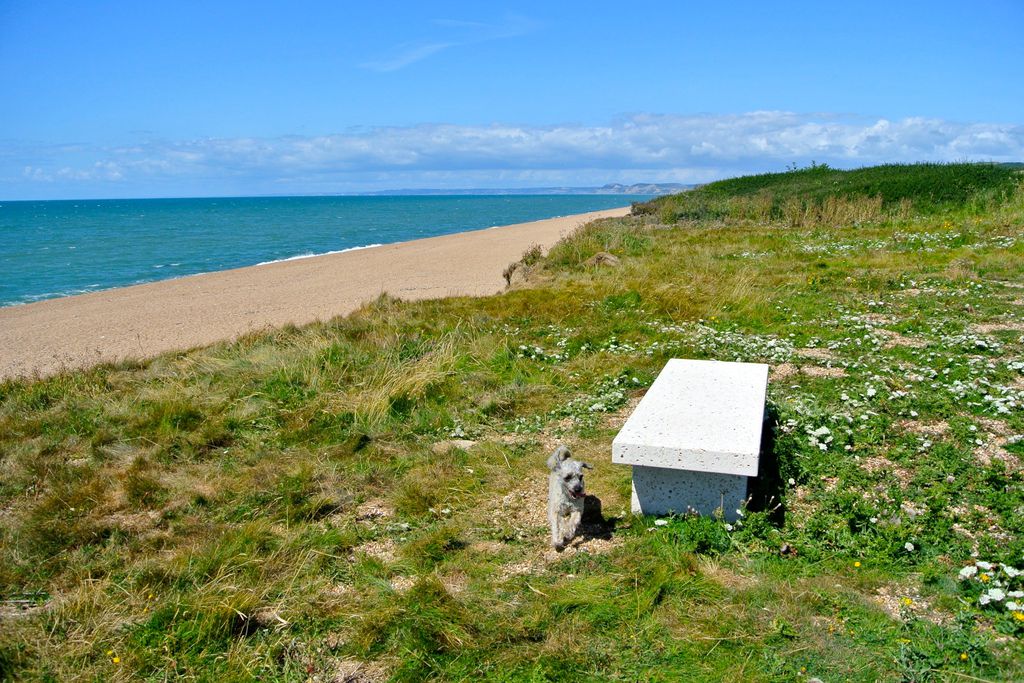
[1, 0, 1022, 199]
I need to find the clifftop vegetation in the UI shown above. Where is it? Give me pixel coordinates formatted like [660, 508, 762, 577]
[1, 163, 1023, 681]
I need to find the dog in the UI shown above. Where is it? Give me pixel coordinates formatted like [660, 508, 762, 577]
[547, 445, 592, 550]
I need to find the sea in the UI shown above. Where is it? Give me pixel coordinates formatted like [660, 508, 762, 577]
[0, 194, 653, 308]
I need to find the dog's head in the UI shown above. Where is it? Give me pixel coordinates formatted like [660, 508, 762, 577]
[547, 445, 592, 499]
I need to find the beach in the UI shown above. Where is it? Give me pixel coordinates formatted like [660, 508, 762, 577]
[0, 206, 629, 380]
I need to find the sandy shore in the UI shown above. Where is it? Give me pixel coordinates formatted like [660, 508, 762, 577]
[0, 206, 630, 380]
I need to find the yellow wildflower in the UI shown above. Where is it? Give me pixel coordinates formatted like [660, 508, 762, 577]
[980, 573, 990, 582]
[960, 653, 968, 661]
[112, 657, 121, 664]
[1014, 611, 1024, 622]
[900, 597, 912, 607]
[105, 650, 113, 656]
[854, 561, 861, 568]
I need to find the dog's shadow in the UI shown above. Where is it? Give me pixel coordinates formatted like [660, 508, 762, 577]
[574, 494, 619, 543]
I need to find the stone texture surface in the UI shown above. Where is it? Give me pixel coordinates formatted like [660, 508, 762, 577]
[612, 358, 768, 476]
[630, 466, 748, 520]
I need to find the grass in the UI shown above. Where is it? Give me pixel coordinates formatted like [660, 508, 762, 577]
[639, 161, 1021, 225]
[1, 162, 1023, 681]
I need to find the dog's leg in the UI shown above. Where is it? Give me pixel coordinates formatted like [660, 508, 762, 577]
[568, 507, 582, 543]
[549, 480, 564, 550]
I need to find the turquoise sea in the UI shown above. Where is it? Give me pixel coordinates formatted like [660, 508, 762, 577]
[0, 195, 651, 307]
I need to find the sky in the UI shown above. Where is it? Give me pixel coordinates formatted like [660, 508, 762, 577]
[1, 0, 1022, 199]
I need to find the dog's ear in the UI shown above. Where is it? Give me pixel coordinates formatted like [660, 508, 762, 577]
[546, 445, 571, 471]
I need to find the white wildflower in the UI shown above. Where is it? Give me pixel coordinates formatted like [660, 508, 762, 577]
[959, 566, 978, 580]
[905, 542, 915, 552]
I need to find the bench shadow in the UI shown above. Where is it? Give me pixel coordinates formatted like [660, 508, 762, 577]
[746, 405, 786, 527]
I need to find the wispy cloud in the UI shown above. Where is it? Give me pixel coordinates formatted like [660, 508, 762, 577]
[359, 14, 538, 72]
[359, 42, 455, 72]
[5, 112, 1023, 197]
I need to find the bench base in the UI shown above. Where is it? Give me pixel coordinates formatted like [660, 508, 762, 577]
[630, 465, 748, 521]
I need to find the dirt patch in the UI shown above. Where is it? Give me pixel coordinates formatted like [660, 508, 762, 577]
[861, 456, 913, 488]
[974, 441, 1021, 471]
[864, 313, 896, 325]
[325, 583, 354, 598]
[795, 347, 837, 361]
[499, 534, 626, 581]
[389, 576, 415, 593]
[899, 288, 923, 297]
[103, 509, 162, 534]
[440, 571, 469, 595]
[355, 539, 396, 563]
[431, 439, 477, 454]
[606, 395, 644, 430]
[771, 363, 846, 382]
[470, 540, 506, 554]
[355, 499, 393, 523]
[802, 365, 847, 378]
[771, 363, 798, 381]
[970, 321, 1024, 333]
[874, 584, 950, 626]
[976, 417, 1013, 437]
[968, 418, 1021, 470]
[877, 329, 928, 349]
[491, 477, 549, 533]
[330, 658, 389, 683]
[898, 420, 949, 437]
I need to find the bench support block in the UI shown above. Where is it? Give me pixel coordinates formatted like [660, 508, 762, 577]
[630, 465, 748, 520]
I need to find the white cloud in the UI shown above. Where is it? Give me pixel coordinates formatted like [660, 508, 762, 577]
[6, 112, 1023, 196]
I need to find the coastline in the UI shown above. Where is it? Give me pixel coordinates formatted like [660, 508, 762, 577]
[0, 206, 630, 380]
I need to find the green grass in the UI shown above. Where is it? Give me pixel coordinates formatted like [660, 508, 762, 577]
[639, 161, 1023, 224]
[1, 163, 1023, 681]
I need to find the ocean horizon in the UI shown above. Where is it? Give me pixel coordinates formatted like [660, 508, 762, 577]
[0, 194, 651, 308]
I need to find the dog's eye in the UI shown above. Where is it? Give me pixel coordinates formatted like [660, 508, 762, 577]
[564, 475, 572, 481]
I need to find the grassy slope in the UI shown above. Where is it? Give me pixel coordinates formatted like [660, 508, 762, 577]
[1, 163, 1023, 682]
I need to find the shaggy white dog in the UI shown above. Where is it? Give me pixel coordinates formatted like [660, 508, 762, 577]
[547, 445, 592, 550]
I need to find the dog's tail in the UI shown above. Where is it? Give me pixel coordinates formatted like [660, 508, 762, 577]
[547, 445, 571, 471]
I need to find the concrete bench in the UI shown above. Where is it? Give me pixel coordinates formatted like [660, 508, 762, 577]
[612, 358, 768, 521]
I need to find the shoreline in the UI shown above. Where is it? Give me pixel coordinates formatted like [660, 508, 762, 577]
[0, 206, 630, 380]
